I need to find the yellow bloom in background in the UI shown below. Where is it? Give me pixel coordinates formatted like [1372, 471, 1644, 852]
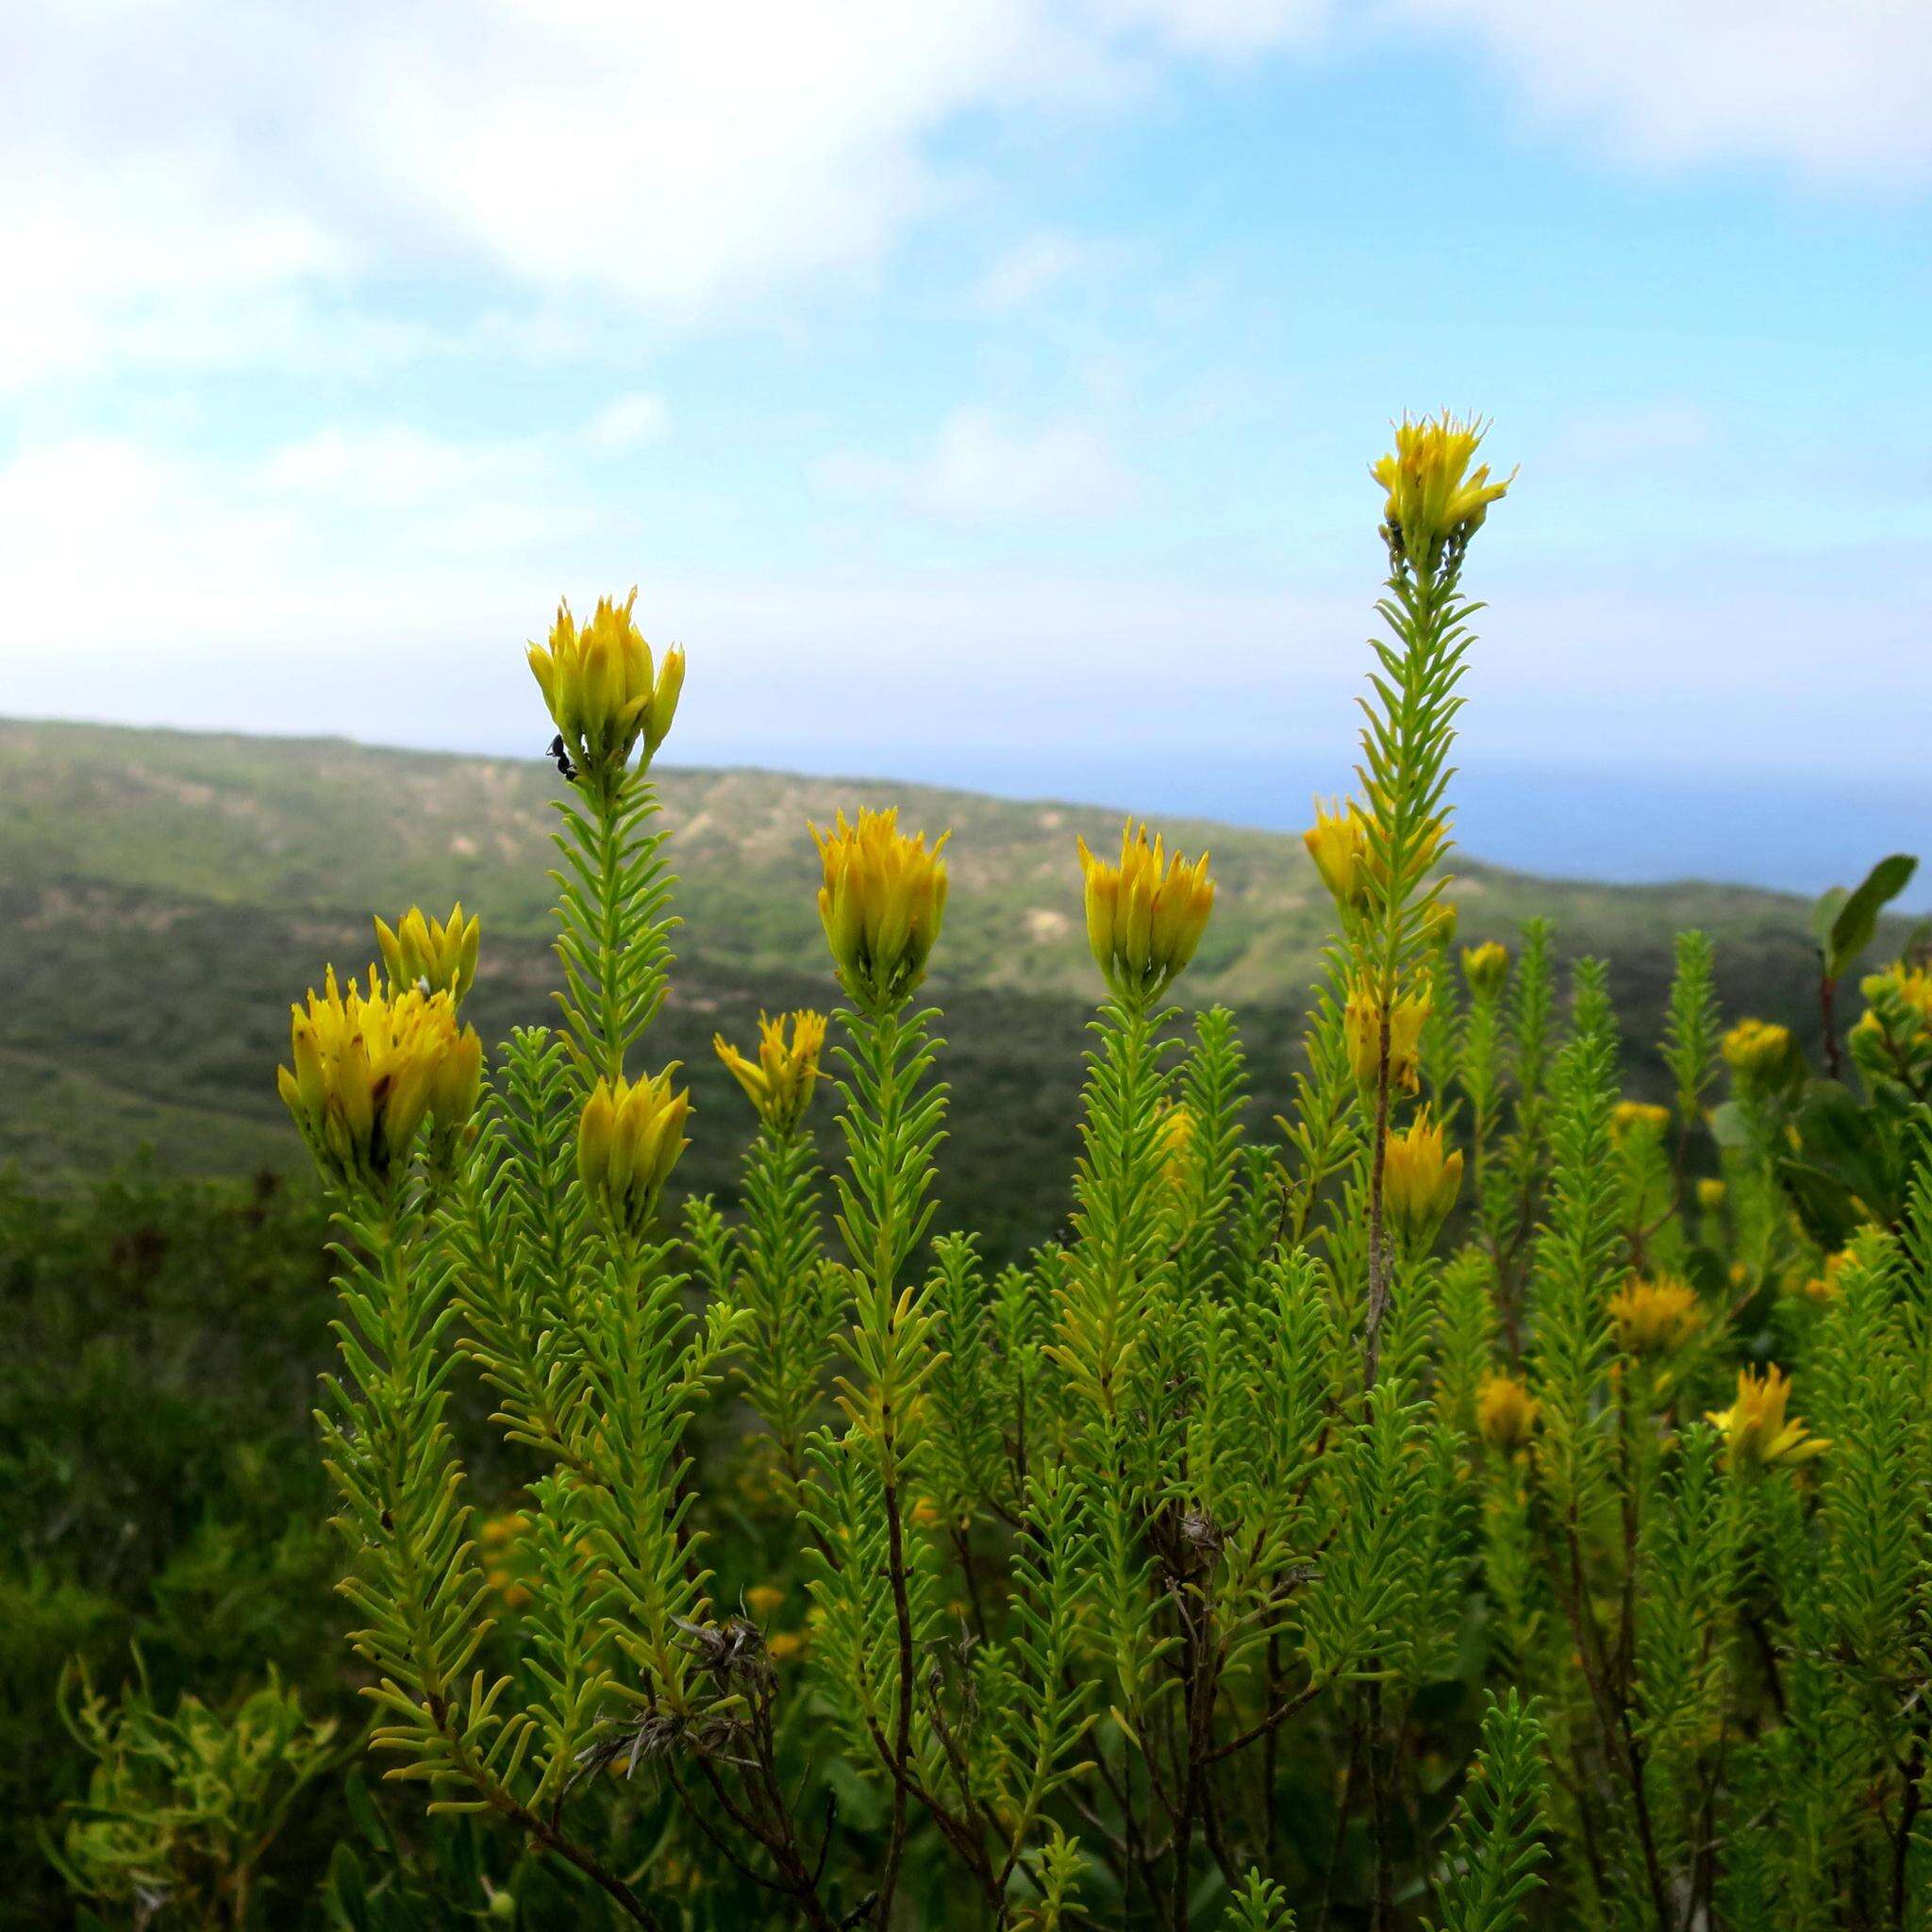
[811, 807, 950, 1006]
[714, 1010, 827, 1133]
[526, 590, 684, 780]
[1303, 797, 1368, 910]
[744, 1584, 786, 1619]
[1609, 1100, 1673, 1148]
[277, 965, 478, 1191]
[1075, 822, 1216, 1003]
[1372, 412, 1514, 574]
[1800, 1245, 1857, 1305]
[1850, 964, 1932, 1084]
[374, 903, 481, 1007]
[1721, 1018, 1796, 1095]
[1695, 1178, 1727, 1212]
[767, 1631, 807, 1663]
[1460, 941, 1509, 1001]
[1382, 1109, 1463, 1248]
[1607, 1275, 1702, 1357]
[1707, 1365, 1827, 1471]
[1344, 978, 1430, 1093]
[577, 1068, 691, 1239]
[1475, 1373, 1540, 1454]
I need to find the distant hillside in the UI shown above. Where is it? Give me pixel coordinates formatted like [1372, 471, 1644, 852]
[0, 717, 1871, 1252]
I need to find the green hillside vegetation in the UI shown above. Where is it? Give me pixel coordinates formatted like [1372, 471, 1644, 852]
[0, 714, 1861, 1256]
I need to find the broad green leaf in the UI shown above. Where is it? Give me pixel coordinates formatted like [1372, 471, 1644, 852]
[1824, 853, 1918, 977]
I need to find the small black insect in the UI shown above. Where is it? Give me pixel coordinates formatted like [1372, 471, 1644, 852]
[546, 733, 579, 782]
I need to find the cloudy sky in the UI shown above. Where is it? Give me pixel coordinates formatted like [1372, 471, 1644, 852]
[3, 1, 1928, 899]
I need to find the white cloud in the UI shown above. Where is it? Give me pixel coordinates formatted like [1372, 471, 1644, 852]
[585, 392, 671, 451]
[813, 407, 1135, 520]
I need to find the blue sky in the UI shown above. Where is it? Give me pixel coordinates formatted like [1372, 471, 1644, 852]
[3, 1, 1928, 902]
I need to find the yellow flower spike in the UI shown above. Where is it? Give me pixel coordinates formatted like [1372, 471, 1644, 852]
[1343, 976, 1430, 1094]
[1381, 1108, 1463, 1249]
[1707, 1364, 1828, 1472]
[276, 965, 467, 1192]
[1460, 941, 1509, 1001]
[1303, 797, 1369, 911]
[1475, 1373, 1540, 1455]
[526, 589, 684, 781]
[810, 808, 950, 1008]
[1371, 411, 1514, 575]
[1075, 822, 1215, 1003]
[1721, 1018, 1797, 1097]
[1607, 1274, 1703, 1358]
[577, 1069, 691, 1240]
[1608, 1100, 1673, 1149]
[713, 1009, 827, 1134]
[375, 903, 481, 1007]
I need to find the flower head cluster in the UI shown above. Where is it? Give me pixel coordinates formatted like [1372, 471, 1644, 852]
[1372, 412, 1514, 575]
[375, 903, 481, 1007]
[1609, 1099, 1673, 1149]
[577, 1068, 692, 1240]
[811, 808, 950, 1007]
[1344, 978, 1430, 1094]
[1475, 1374, 1540, 1454]
[277, 966, 482, 1193]
[1850, 963, 1932, 1090]
[1075, 823, 1215, 1003]
[1382, 1109, 1463, 1249]
[1460, 941, 1509, 1002]
[527, 590, 684, 781]
[1707, 1364, 1827, 1472]
[713, 1010, 827, 1134]
[1722, 1018, 1797, 1098]
[1607, 1275, 1702, 1358]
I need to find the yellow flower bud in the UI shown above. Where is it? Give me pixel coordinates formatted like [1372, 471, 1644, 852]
[375, 902, 481, 1007]
[276, 965, 467, 1192]
[1721, 1018, 1797, 1097]
[1607, 1275, 1702, 1357]
[714, 1009, 827, 1134]
[1344, 978, 1429, 1094]
[1695, 1177, 1726, 1212]
[526, 590, 684, 780]
[1303, 797, 1368, 910]
[577, 1068, 691, 1239]
[1371, 412, 1514, 575]
[1460, 941, 1509, 1001]
[1707, 1364, 1828, 1472]
[1475, 1373, 1540, 1454]
[1381, 1108, 1463, 1249]
[1075, 822, 1215, 1003]
[431, 1023, 485, 1129]
[810, 808, 950, 1007]
[1609, 1100, 1673, 1149]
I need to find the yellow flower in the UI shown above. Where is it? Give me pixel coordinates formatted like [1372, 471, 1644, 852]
[1303, 797, 1369, 909]
[1076, 823, 1216, 1002]
[1850, 964, 1932, 1085]
[1721, 1018, 1796, 1095]
[1371, 412, 1514, 574]
[1607, 1275, 1702, 1357]
[714, 1010, 827, 1133]
[910, 1496, 945, 1530]
[1460, 941, 1509, 1001]
[1695, 1178, 1726, 1212]
[276, 965, 480, 1191]
[767, 1631, 807, 1663]
[810, 808, 950, 1006]
[1800, 1245, 1857, 1305]
[1475, 1374, 1540, 1454]
[526, 590, 684, 780]
[1381, 1108, 1463, 1248]
[577, 1068, 691, 1238]
[374, 903, 481, 1007]
[1707, 1365, 1828, 1471]
[1344, 978, 1430, 1094]
[744, 1584, 786, 1619]
[1609, 1100, 1673, 1148]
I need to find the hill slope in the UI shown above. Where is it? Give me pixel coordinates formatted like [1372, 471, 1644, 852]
[0, 717, 1857, 1247]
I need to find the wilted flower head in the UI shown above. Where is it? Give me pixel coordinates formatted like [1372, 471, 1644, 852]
[1372, 413, 1514, 575]
[1303, 797, 1369, 910]
[577, 1068, 691, 1240]
[1344, 977, 1430, 1094]
[713, 1010, 827, 1134]
[1608, 1275, 1702, 1358]
[1460, 941, 1509, 1001]
[1609, 1100, 1673, 1149]
[1382, 1109, 1463, 1249]
[375, 903, 481, 1007]
[1475, 1374, 1540, 1454]
[1707, 1364, 1828, 1472]
[1722, 1018, 1797, 1097]
[277, 966, 480, 1192]
[527, 590, 684, 781]
[811, 808, 950, 1007]
[1075, 822, 1215, 1003]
